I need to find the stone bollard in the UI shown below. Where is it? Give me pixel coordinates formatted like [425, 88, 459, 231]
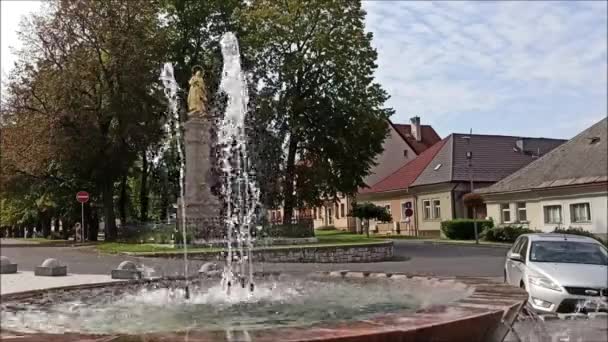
[0, 256, 18, 274]
[35, 258, 67, 276]
[198, 262, 221, 277]
[111, 261, 142, 280]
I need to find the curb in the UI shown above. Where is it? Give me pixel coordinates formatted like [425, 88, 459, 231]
[420, 240, 511, 249]
[0, 242, 99, 248]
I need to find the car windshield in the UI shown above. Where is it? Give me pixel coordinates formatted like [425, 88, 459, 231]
[530, 240, 608, 265]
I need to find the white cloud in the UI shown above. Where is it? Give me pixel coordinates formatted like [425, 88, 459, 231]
[363, 0, 607, 137]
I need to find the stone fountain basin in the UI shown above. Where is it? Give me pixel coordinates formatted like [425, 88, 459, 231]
[0, 272, 527, 342]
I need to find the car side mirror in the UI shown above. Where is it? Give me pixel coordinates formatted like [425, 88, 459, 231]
[509, 252, 523, 262]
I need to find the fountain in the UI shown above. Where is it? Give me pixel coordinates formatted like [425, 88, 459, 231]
[0, 32, 531, 341]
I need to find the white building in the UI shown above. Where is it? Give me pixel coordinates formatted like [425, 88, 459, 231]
[479, 118, 608, 239]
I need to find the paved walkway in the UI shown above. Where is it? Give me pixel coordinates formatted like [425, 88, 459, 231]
[1, 272, 123, 295]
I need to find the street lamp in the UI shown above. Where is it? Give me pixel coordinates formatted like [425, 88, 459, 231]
[462, 134, 479, 244]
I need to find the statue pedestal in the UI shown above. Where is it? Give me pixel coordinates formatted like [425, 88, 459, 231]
[180, 116, 222, 242]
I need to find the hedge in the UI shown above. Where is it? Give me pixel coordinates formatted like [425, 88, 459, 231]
[553, 227, 607, 246]
[440, 219, 493, 240]
[258, 220, 315, 238]
[483, 225, 538, 243]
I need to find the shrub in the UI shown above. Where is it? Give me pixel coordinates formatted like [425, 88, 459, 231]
[440, 219, 493, 240]
[258, 221, 315, 238]
[483, 225, 537, 243]
[553, 227, 607, 246]
[49, 231, 65, 240]
[316, 225, 337, 231]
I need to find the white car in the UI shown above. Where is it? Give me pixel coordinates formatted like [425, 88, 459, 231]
[504, 233, 608, 313]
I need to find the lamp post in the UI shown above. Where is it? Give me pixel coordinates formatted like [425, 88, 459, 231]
[463, 132, 479, 244]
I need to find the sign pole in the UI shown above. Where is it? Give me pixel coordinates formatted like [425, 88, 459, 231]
[81, 202, 85, 242]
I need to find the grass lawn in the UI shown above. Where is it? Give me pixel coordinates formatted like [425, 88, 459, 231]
[96, 229, 389, 255]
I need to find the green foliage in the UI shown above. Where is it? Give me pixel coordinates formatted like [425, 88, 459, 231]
[483, 225, 537, 243]
[553, 227, 607, 246]
[351, 203, 392, 222]
[241, 0, 393, 220]
[259, 221, 315, 238]
[316, 225, 337, 231]
[441, 219, 494, 240]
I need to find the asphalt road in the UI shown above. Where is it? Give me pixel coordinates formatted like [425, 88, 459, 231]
[0, 240, 507, 279]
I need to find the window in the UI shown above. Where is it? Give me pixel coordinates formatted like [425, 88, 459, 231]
[335, 204, 340, 218]
[313, 208, 317, 220]
[328, 208, 333, 224]
[501, 204, 511, 223]
[544, 205, 562, 224]
[423, 200, 431, 220]
[432, 200, 441, 219]
[340, 203, 345, 218]
[570, 203, 591, 223]
[518, 237, 529, 262]
[401, 203, 408, 220]
[403, 149, 408, 157]
[516, 202, 527, 222]
[384, 205, 392, 222]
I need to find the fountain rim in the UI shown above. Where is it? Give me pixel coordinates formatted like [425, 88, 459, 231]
[0, 271, 528, 341]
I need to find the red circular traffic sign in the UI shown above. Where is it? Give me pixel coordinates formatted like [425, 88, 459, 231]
[405, 208, 413, 217]
[76, 191, 90, 203]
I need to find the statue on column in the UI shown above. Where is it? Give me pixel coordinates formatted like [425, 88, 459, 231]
[187, 65, 208, 118]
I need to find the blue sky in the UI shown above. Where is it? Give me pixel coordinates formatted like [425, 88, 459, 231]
[2, 1, 606, 139]
[363, 1, 607, 139]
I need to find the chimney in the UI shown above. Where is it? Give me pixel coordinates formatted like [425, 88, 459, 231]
[410, 116, 422, 142]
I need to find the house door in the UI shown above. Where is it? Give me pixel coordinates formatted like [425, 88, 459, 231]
[327, 207, 333, 225]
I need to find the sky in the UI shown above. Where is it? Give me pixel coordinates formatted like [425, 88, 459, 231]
[1, 1, 606, 139]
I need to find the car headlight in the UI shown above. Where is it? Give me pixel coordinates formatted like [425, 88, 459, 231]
[528, 274, 562, 292]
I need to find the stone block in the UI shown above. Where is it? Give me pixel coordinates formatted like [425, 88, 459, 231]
[0, 256, 17, 274]
[35, 265, 67, 276]
[35, 258, 67, 276]
[111, 269, 142, 280]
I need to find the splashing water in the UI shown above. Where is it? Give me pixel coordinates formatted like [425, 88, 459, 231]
[160, 32, 259, 297]
[159, 63, 189, 294]
[218, 32, 260, 294]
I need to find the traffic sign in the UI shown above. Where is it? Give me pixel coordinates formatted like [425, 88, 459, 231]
[405, 208, 413, 217]
[76, 191, 90, 203]
[404, 202, 412, 209]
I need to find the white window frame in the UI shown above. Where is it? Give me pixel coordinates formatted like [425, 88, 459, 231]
[423, 200, 432, 220]
[543, 205, 562, 224]
[501, 203, 512, 223]
[516, 202, 527, 222]
[432, 199, 441, 220]
[570, 202, 591, 223]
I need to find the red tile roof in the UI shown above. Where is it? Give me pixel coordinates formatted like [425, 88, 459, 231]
[360, 138, 448, 194]
[391, 123, 442, 154]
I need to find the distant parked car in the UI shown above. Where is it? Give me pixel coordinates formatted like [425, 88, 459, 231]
[504, 233, 607, 313]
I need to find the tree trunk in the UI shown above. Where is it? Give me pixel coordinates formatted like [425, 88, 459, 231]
[42, 215, 52, 238]
[140, 150, 149, 223]
[118, 173, 128, 226]
[26, 225, 34, 238]
[87, 205, 99, 241]
[282, 137, 298, 225]
[54, 217, 61, 237]
[103, 179, 117, 241]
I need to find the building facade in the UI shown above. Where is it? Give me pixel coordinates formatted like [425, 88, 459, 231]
[358, 133, 565, 237]
[479, 118, 608, 239]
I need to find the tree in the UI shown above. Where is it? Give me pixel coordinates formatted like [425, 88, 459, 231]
[3, 0, 169, 240]
[241, 0, 393, 224]
[350, 202, 392, 237]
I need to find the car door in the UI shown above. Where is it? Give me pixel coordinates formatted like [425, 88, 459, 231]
[506, 237, 524, 285]
[509, 237, 528, 288]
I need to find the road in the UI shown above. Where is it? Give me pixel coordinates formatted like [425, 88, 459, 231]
[0, 240, 507, 278]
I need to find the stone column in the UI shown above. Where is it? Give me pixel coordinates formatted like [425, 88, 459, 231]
[181, 117, 221, 242]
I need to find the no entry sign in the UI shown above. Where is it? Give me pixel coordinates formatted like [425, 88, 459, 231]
[76, 191, 90, 203]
